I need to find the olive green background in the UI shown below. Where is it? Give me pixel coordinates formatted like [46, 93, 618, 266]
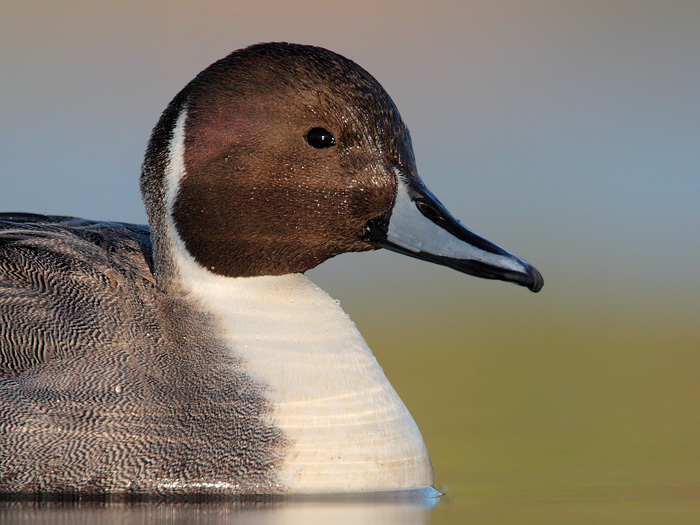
[310, 248, 700, 522]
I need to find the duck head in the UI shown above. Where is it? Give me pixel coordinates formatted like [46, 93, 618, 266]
[141, 42, 543, 292]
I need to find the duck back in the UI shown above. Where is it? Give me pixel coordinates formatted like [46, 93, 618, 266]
[0, 214, 286, 495]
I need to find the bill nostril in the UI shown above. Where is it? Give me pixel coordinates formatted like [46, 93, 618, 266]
[416, 201, 445, 223]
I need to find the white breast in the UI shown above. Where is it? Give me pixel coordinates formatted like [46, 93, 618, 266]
[173, 251, 432, 492]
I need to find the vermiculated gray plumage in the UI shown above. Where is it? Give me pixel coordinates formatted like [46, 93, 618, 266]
[0, 214, 287, 495]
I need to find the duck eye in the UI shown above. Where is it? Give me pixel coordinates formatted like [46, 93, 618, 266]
[306, 127, 336, 149]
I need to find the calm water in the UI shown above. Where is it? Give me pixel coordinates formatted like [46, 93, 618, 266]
[2, 487, 699, 524]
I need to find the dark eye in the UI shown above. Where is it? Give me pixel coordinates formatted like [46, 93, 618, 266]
[306, 127, 336, 149]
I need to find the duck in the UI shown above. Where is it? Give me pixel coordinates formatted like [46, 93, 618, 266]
[0, 42, 543, 497]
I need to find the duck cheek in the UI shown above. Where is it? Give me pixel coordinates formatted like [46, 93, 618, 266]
[341, 173, 396, 228]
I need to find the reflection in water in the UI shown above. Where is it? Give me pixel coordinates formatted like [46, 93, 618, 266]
[0, 488, 440, 524]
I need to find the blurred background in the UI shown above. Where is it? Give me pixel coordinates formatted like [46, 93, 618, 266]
[2, 1, 699, 521]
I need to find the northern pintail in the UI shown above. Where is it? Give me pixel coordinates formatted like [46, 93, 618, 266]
[0, 43, 543, 496]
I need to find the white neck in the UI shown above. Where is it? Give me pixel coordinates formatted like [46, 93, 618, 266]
[171, 249, 432, 493]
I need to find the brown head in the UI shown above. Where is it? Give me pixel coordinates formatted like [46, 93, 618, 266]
[141, 43, 543, 291]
